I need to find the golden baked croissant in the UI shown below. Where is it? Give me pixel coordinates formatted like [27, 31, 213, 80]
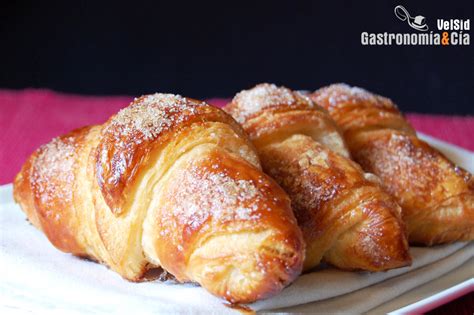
[13, 93, 305, 303]
[311, 83, 474, 245]
[224, 83, 411, 272]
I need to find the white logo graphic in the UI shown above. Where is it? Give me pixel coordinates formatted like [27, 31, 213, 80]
[394, 5, 429, 31]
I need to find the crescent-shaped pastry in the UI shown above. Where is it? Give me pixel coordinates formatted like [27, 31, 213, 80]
[225, 83, 411, 271]
[13, 94, 305, 303]
[311, 83, 474, 245]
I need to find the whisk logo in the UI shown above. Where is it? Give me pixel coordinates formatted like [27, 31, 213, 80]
[394, 5, 428, 32]
[361, 4, 470, 46]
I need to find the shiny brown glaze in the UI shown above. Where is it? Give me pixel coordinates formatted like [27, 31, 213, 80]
[148, 146, 303, 302]
[311, 83, 474, 245]
[14, 127, 92, 255]
[225, 83, 411, 271]
[259, 135, 410, 270]
[95, 94, 245, 214]
[13, 93, 305, 304]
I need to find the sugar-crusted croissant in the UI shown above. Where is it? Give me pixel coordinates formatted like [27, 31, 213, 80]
[224, 83, 411, 272]
[13, 94, 305, 303]
[311, 84, 474, 245]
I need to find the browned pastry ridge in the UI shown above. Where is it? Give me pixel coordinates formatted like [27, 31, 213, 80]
[311, 84, 474, 245]
[224, 83, 411, 272]
[13, 94, 305, 303]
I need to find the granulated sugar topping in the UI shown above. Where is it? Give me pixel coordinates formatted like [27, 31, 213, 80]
[108, 93, 205, 140]
[231, 83, 313, 123]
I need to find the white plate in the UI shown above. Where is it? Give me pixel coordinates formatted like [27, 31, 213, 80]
[388, 278, 473, 314]
[0, 133, 472, 314]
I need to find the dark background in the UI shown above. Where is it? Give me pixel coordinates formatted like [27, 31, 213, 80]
[1, 0, 473, 114]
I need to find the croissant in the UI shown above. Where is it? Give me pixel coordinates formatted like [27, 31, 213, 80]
[13, 93, 305, 303]
[224, 83, 411, 272]
[311, 83, 474, 245]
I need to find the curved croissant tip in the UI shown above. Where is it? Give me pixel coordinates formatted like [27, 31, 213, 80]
[187, 230, 304, 303]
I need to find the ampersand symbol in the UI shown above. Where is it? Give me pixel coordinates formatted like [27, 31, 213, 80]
[442, 32, 449, 45]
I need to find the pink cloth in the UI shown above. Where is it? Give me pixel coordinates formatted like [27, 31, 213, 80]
[0, 89, 473, 185]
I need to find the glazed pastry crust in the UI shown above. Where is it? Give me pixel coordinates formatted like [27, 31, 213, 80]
[311, 84, 474, 245]
[225, 83, 411, 271]
[13, 94, 305, 303]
